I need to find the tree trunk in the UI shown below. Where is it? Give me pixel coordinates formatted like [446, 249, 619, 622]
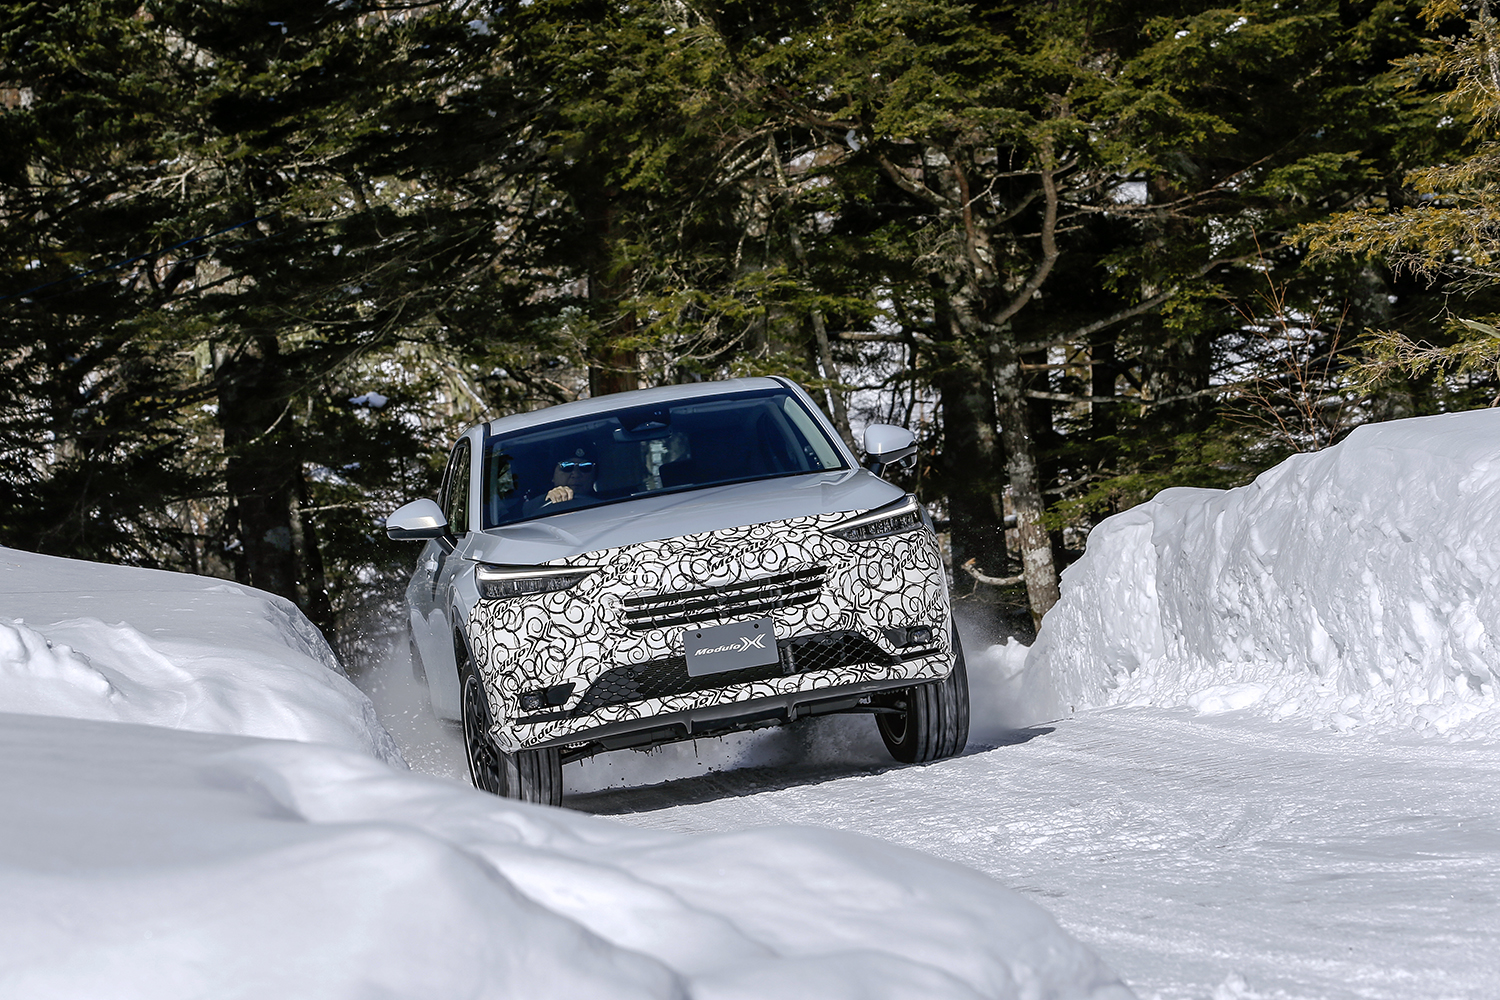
[587, 268, 640, 397]
[1023, 344, 1067, 567]
[933, 358, 1008, 594]
[1090, 333, 1119, 442]
[786, 224, 853, 447]
[216, 336, 300, 604]
[291, 470, 335, 637]
[589, 342, 640, 397]
[587, 202, 640, 398]
[987, 327, 1061, 625]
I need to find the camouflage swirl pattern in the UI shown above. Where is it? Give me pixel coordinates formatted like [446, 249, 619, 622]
[463, 511, 952, 751]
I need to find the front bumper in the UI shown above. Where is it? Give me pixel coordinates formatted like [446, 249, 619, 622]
[462, 510, 951, 752]
[530, 673, 943, 760]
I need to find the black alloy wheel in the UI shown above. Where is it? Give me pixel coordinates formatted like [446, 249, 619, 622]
[462, 671, 507, 795]
[458, 641, 564, 806]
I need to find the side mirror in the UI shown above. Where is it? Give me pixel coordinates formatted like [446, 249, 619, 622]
[386, 498, 454, 551]
[862, 424, 917, 477]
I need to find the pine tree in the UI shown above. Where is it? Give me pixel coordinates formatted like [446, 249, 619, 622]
[695, 0, 1444, 622]
[1303, 0, 1500, 407]
[0, 2, 214, 565]
[0, 2, 546, 631]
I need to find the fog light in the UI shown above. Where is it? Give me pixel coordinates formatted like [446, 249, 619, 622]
[883, 625, 937, 649]
[519, 682, 575, 712]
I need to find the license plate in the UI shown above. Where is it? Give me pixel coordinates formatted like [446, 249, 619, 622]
[683, 617, 779, 677]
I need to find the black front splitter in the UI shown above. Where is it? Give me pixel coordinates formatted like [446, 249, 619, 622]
[525, 674, 936, 764]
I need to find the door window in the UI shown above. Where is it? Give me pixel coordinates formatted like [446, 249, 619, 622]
[440, 438, 472, 534]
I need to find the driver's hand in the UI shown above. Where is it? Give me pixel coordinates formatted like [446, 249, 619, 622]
[544, 486, 574, 504]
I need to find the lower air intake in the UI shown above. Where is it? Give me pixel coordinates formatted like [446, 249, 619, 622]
[573, 630, 894, 715]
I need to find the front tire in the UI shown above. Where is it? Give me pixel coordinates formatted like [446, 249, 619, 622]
[876, 625, 971, 763]
[459, 653, 562, 806]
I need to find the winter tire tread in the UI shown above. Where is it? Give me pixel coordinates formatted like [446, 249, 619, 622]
[876, 625, 971, 763]
[457, 633, 563, 807]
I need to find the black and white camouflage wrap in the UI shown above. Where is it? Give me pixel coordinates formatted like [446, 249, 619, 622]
[464, 511, 951, 751]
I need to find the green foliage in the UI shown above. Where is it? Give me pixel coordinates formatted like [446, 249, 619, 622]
[1044, 423, 1262, 531]
[1302, 0, 1500, 404]
[1354, 319, 1500, 405]
[0, 0, 1479, 637]
[0, 1, 544, 638]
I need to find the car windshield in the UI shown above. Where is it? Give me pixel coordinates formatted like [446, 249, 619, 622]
[482, 387, 848, 528]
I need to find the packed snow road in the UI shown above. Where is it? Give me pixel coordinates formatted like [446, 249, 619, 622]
[363, 641, 1500, 1000]
[568, 708, 1500, 1000]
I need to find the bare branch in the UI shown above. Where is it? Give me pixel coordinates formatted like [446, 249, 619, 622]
[988, 139, 1062, 329]
[962, 558, 1024, 587]
[835, 330, 937, 346]
[1018, 253, 1256, 353]
[1025, 384, 1241, 406]
[874, 152, 960, 211]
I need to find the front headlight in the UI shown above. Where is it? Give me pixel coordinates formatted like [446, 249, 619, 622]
[826, 494, 927, 543]
[475, 563, 600, 601]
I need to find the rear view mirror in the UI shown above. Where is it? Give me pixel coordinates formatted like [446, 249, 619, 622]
[862, 424, 917, 477]
[386, 499, 452, 550]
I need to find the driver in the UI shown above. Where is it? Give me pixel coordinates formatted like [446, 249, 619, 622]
[525, 448, 598, 514]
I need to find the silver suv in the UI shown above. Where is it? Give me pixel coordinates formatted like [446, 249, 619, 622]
[387, 377, 969, 804]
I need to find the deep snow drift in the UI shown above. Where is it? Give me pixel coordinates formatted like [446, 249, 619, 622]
[0, 546, 1131, 999]
[0, 547, 400, 762]
[0, 713, 1132, 1000]
[1022, 408, 1500, 738]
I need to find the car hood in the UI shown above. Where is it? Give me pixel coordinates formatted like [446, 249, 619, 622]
[466, 470, 903, 565]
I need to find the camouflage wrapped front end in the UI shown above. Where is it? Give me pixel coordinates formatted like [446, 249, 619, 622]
[463, 511, 952, 752]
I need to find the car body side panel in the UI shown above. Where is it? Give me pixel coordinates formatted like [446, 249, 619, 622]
[411, 605, 462, 719]
[460, 511, 950, 751]
[406, 426, 486, 722]
[405, 538, 463, 720]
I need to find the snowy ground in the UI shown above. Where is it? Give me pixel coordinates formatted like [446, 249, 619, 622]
[362, 408, 1500, 998]
[563, 704, 1500, 1000]
[3, 711, 1134, 1000]
[369, 636, 1500, 999]
[0, 546, 1128, 999]
[7, 407, 1500, 998]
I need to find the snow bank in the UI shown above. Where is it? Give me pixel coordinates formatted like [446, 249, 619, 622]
[0, 547, 399, 762]
[0, 712, 1133, 1000]
[1025, 409, 1500, 738]
[0, 549, 1135, 998]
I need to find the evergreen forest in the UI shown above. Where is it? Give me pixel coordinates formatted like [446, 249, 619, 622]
[4, 0, 1499, 655]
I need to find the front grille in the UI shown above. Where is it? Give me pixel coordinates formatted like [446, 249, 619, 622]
[621, 567, 826, 631]
[572, 630, 893, 715]
[781, 631, 889, 674]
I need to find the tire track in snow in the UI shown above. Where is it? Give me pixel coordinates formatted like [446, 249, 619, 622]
[578, 708, 1500, 1000]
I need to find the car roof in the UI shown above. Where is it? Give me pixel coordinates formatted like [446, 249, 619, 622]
[480, 377, 795, 437]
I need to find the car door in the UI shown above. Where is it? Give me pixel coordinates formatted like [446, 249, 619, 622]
[410, 435, 474, 720]
[431, 437, 472, 601]
[433, 435, 476, 616]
